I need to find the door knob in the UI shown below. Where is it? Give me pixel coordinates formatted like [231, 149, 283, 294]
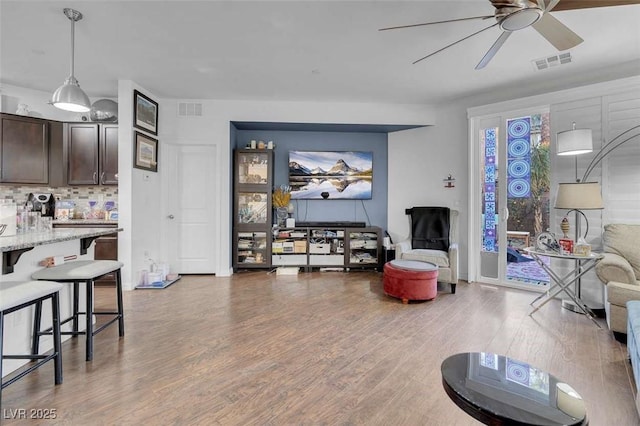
[167, 214, 175, 219]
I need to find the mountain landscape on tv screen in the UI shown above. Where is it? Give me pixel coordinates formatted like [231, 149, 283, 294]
[288, 151, 373, 200]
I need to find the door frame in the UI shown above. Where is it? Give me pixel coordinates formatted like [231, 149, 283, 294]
[161, 142, 218, 274]
[468, 105, 550, 292]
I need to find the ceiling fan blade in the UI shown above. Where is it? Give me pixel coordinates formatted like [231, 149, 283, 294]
[379, 15, 494, 31]
[544, 0, 561, 11]
[549, 0, 640, 12]
[532, 12, 584, 51]
[475, 31, 512, 70]
[412, 22, 500, 64]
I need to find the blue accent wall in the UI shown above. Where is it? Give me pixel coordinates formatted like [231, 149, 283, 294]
[234, 129, 388, 229]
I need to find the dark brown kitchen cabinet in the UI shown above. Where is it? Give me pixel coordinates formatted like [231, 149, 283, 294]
[93, 232, 118, 285]
[66, 123, 118, 185]
[100, 125, 118, 185]
[0, 113, 49, 184]
[0, 113, 63, 186]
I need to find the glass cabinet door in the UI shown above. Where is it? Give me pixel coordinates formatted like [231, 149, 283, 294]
[237, 232, 268, 265]
[237, 152, 270, 185]
[237, 192, 268, 224]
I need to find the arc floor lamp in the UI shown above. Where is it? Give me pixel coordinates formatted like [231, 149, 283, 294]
[555, 122, 640, 313]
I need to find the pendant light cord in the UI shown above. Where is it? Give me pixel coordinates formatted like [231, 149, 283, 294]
[69, 13, 75, 78]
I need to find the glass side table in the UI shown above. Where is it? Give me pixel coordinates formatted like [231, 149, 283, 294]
[524, 247, 604, 327]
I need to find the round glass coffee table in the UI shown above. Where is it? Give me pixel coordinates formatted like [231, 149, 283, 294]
[441, 352, 587, 425]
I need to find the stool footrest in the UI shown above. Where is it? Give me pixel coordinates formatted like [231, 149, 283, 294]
[1, 354, 59, 389]
[37, 314, 122, 337]
[3, 354, 51, 360]
[93, 317, 121, 335]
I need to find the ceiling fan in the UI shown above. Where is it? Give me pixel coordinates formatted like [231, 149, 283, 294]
[379, 0, 640, 69]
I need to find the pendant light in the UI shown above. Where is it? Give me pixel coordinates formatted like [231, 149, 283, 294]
[556, 122, 593, 156]
[51, 8, 91, 112]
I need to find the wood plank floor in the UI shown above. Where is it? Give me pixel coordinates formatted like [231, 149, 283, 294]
[2, 272, 638, 425]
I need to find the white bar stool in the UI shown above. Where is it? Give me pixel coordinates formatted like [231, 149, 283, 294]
[32, 260, 124, 361]
[1, 280, 64, 400]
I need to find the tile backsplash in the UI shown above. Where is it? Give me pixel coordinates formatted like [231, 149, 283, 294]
[0, 185, 118, 204]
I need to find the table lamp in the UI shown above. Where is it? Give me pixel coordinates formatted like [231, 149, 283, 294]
[554, 182, 604, 239]
[554, 182, 603, 313]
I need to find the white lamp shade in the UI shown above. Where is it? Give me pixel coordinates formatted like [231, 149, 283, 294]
[51, 77, 91, 112]
[557, 128, 593, 156]
[555, 182, 604, 210]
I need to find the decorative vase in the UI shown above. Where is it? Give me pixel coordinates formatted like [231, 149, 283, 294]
[276, 207, 288, 227]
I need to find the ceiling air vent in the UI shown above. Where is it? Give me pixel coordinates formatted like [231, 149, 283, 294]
[532, 52, 572, 71]
[177, 102, 203, 117]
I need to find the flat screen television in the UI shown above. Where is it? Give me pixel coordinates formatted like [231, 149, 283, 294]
[289, 151, 373, 200]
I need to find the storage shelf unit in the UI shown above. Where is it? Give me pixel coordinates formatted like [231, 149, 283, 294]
[272, 228, 308, 266]
[347, 231, 380, 267]
[233, 149, 274, 271]
[271, 226, 382, 271]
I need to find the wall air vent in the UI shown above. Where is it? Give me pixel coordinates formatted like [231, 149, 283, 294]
[532, 52, 572, 71]
[178, 102, 203, 117]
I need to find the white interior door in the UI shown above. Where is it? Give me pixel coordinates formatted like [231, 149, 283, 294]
[163, 144, 217, 273]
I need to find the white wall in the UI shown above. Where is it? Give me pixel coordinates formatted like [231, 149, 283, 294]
[117, 80, 163, 290]
[387, 101, 469, 280]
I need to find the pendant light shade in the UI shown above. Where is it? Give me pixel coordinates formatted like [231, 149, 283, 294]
[557, 122, 593, 156]
[51, 76, 91, 112]
[51, 8, 90, 113]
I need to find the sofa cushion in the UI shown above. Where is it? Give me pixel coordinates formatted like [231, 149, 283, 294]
[608, 280, 640, 307]
[401, 249, 450, 268]
[604, 224, 640, 280]
[597, 253, 638, 285]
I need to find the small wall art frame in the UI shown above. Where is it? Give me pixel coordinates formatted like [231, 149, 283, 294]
[134, 131, 158, 172]
[133, 89, 158, 135]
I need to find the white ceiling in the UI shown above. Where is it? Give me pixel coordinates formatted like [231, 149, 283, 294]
[1, 1, 639, 105]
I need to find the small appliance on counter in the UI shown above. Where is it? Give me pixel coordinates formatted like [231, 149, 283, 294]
[26, 193, 56, 217]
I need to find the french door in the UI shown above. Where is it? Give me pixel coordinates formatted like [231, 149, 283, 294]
[471, 108, 551, 291]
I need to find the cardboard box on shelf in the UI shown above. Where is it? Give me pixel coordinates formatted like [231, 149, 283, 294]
[294, 240, 306, 253]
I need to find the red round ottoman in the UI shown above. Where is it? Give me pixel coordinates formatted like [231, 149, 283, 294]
[383, 259, 439, 304]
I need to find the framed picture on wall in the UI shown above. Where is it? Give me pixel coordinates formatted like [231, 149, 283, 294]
[133, 90, 158, 135]
[134, 131, 158, 172]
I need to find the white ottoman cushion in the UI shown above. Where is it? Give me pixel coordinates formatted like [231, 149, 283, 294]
[0, 280, 63, 311]
[32, 260, 123, 281]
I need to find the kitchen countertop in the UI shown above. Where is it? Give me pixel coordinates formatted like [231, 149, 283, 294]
[53, 219, 119, 225]
[1, 227, 123, 252]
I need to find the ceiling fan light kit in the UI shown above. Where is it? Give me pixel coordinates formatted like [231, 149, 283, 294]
[377, 0, 638, 69]
[497, 5, 544, 31]
[51, 8, 91, 113]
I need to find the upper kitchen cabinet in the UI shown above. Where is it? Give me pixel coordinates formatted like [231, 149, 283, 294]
[100, 125, 118, 185]
[66, 123, 118, 185]
[0, 113, 52, 184]
[1, 114, 47, 184]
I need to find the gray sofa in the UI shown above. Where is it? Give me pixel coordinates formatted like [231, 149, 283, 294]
[595, 224, 640, 340]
